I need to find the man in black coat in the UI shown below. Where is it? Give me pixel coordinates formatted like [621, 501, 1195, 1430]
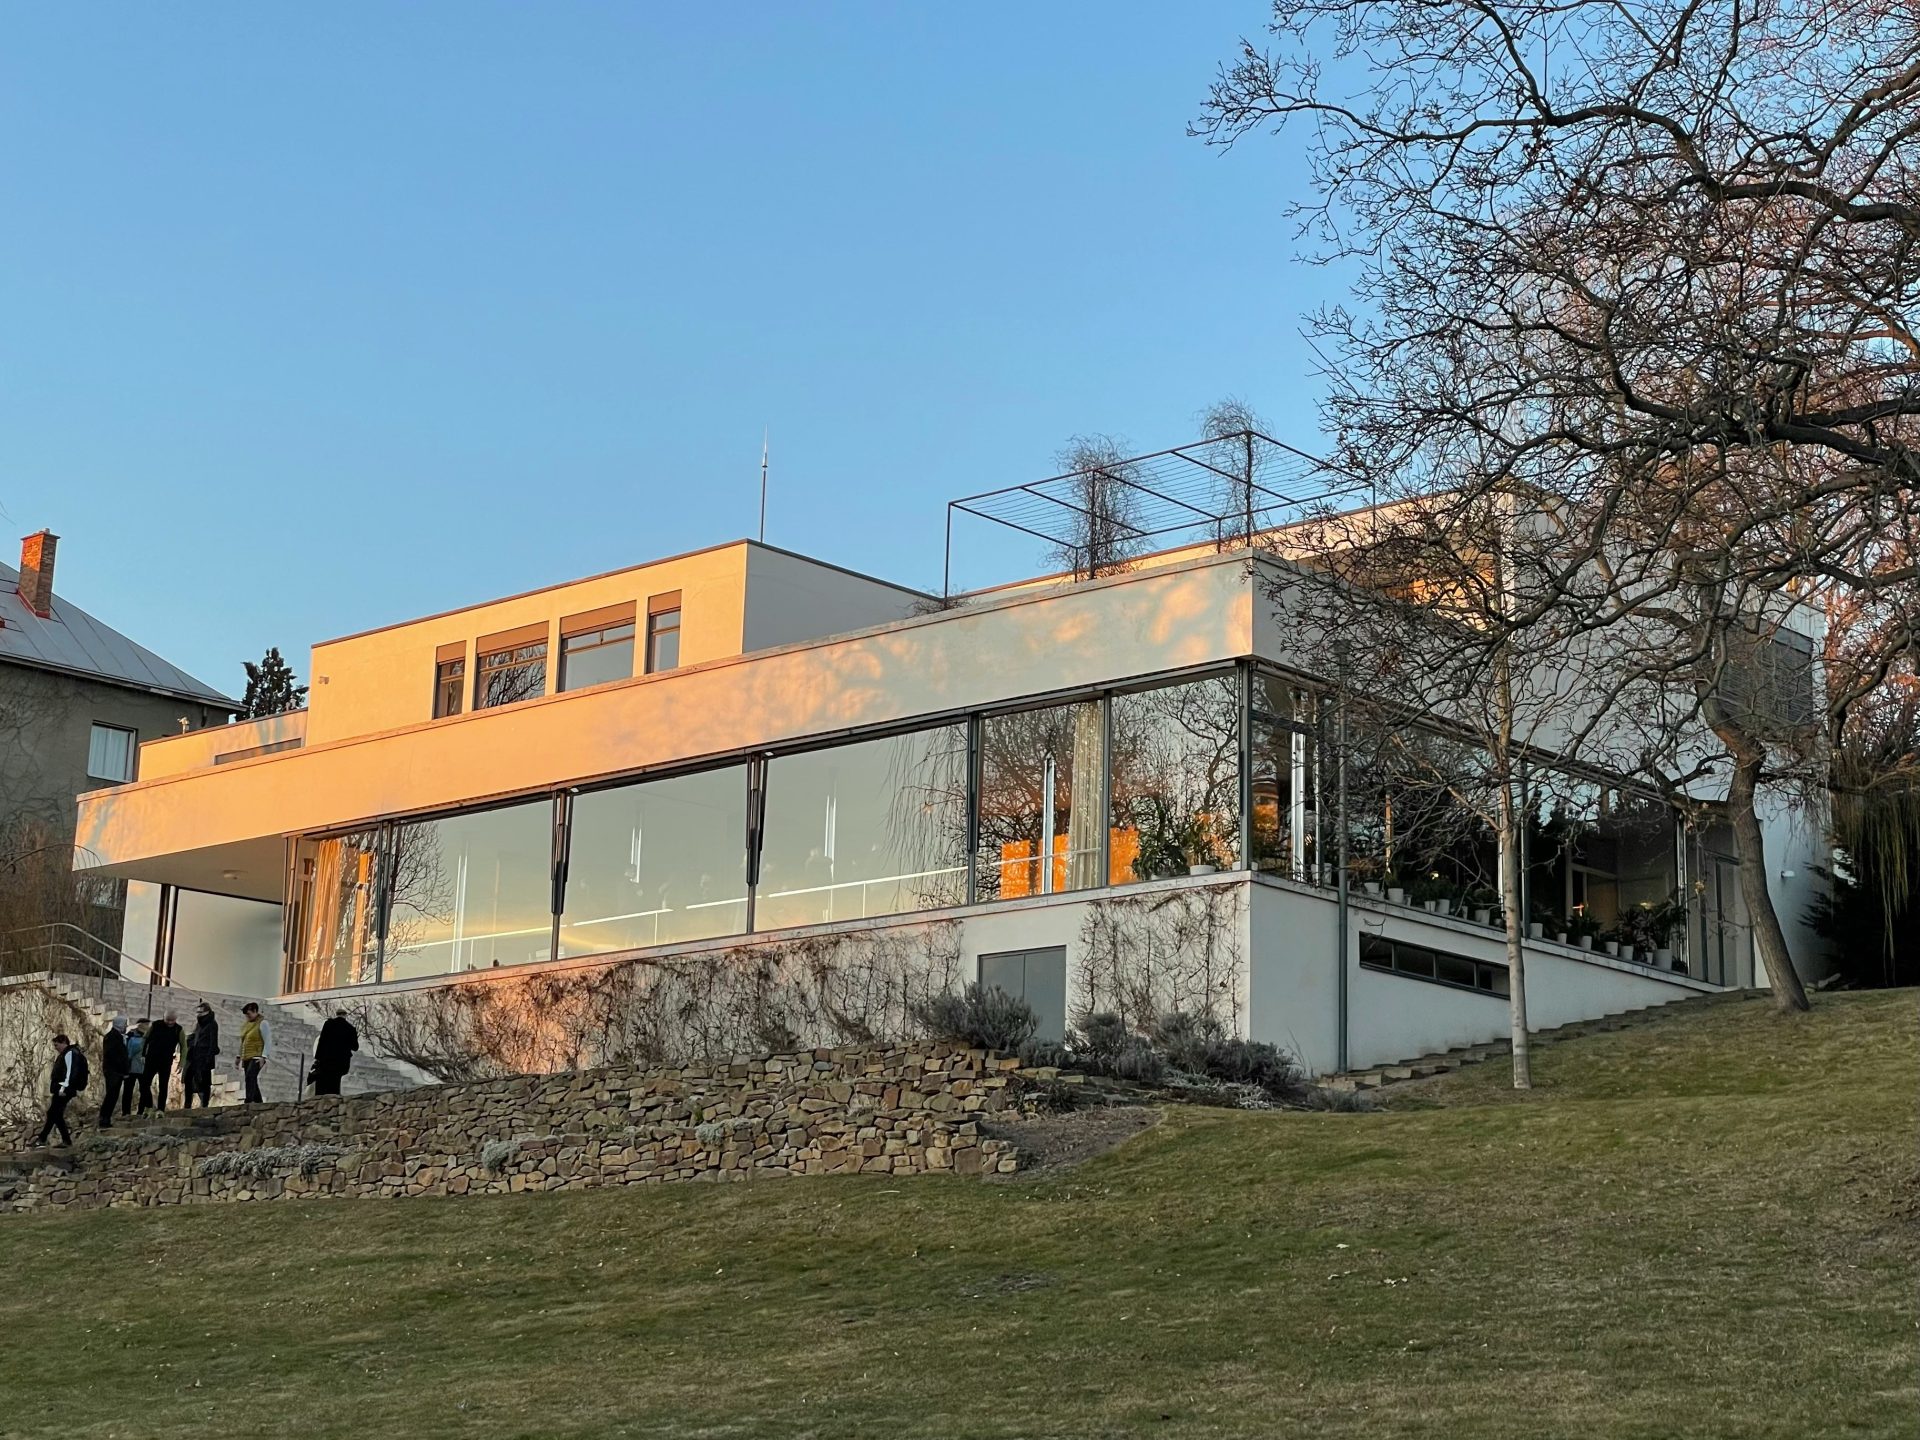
[34, 1034, 85, 1147]
[144, 1011, 184, 1111]
[182, 1004, 219, 1109]
[310, 1012, 359, 1096]
[97, 1017, 129, 1130]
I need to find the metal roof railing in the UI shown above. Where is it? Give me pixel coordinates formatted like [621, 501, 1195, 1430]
[941, 429, 1370, 596]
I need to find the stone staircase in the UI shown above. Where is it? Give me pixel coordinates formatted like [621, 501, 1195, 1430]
[24, 972, 419, 1106]
[1323, 990, 1768, 1092]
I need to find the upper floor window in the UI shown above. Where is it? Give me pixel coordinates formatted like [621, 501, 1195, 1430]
[559, 604, 637, 693]
[86, 723, 137, 783]
[432, 643, 466, 719]
[474, 625, 549, 709]
[645, 593, 682, 673]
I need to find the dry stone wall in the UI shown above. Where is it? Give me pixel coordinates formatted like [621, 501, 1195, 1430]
[0, 1043, 1029, 1214]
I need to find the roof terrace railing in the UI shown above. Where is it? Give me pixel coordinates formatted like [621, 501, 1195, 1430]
[941, 429, 1370, 597]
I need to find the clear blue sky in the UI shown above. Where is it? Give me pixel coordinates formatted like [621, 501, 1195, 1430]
[0, 4, 1337, 694]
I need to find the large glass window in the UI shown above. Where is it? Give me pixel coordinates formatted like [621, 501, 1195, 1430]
[559, 621, 636, 692]
[757, 726, 969, 929]
[475, 630, 548, 709]
[1109, 676, 1242, 883]
[974, 701, 1105, 901]
[1250, 674, 1318, 881]
[1527, 774, 1677, 938]
[381, 799, 556, 980]
[559, 766, 750, 955]
[290, 830, 383, 990]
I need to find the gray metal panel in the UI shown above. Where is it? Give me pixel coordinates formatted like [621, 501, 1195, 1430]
[0, 558, 236, 706]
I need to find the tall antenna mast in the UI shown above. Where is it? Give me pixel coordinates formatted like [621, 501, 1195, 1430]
[758, 428, 769, 543]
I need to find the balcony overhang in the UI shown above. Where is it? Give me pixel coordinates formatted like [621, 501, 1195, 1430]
[76, 553, 1258, 884]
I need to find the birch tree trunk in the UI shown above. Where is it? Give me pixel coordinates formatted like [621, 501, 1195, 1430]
[1723, 746, 1812, 1013]
[1498, 771, 1532, 1089]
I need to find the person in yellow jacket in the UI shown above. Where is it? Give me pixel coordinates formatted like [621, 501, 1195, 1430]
[237, 1002, 271, 1105]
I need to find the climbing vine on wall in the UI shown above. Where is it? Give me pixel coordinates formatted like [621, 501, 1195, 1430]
[340, 921, 964, 1081]
[1074, 883, 1245, 1031]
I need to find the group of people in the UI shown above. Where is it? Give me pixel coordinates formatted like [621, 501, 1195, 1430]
[31, 1000, 361, 1149]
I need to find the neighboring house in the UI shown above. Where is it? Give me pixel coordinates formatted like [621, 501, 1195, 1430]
[1, 530, 236, 945]
[70, 457, 1831, 1076]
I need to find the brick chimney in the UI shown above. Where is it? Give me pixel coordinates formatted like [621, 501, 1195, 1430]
[18, 530, 57, 618]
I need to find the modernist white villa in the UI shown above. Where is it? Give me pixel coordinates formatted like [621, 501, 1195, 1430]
[72, 437, 1831, 1075]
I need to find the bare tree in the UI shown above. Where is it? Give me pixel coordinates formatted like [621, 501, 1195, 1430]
[1197, 398, 1267, 546]
[1198, 0, 1920, 1011]
[1049, 435, 1147, 579]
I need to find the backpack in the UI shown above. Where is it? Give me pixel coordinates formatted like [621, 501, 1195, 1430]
[66, 1049, 90, 1091]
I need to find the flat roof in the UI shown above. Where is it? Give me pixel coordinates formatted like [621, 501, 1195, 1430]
[314, 538, 934, 650]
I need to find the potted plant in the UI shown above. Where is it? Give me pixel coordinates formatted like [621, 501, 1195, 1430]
[1598, 925, 1623, 958]
[1128, 795, 1188, 881]
[1385, 871, 1407, 905]
[1464, 886, 1499, 926]
[1180, 814, 1227, 876]
[1619, 895, 1688, 967]
[1567, 912, 1602, 951]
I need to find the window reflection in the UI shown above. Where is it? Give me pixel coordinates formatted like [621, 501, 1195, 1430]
[475, 639, 548, 708]
[559, 622, 635, 693]
[381, 800, 556, 980]
[1250, 674, 1318, 881]
[290, 830, 383, 990]
[1109, 677, 1242, 883]
[559, 767, 749, 955]
[975, 701, 1104, 901]
[758, 727, 969, 929]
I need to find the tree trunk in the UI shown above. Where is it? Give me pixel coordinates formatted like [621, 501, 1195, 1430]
[1498, 772, 1532, 1088]
[1725, 748, 1811, 1013]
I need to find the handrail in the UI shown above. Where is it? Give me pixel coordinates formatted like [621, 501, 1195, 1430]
[0, 939, 215, 1022]
[2, 921, 159, 984]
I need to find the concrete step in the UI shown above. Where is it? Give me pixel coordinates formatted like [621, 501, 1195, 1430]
[1322, 990, 1770, 1091]
[32, 973, 416, 1107]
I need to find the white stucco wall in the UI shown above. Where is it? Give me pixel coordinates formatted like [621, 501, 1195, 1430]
[1344, 896, 1708, 1067]
[741, 545, 927, 653]
[167, 890, 284, 1001]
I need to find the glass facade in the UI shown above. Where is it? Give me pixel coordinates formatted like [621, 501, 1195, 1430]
[974, 701, 1105, 902]
[758, 726, 969, 929]
[559, 766, 750, 955]
[1109, 676, 1241, 884]
[280, 659, 1687, 992]
[381, 800, 556, 981]
[1249, 674, 1317, 880]
[289, 830, 384, 991]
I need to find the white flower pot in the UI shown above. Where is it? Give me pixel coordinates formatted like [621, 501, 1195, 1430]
[1527, 922, 1544, 939]
[1603, 941, 1621, 957]
[1472, 908, 1491, 925]
[1362, 881, 1382, 897]
[1387, 887, 1407, 904]
[1577, 936, 1594, 951]
[1187, 863, 1218, 876]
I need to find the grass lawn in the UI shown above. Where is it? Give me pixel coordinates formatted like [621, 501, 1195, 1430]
[1, 990, 1913, 1439]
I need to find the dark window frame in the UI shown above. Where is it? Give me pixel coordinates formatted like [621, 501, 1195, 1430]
[559, 620, 637, 693]
[473, 638, 549, 710]
[1359, 933, 1509, 999]
[645, 606, 681, 674]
